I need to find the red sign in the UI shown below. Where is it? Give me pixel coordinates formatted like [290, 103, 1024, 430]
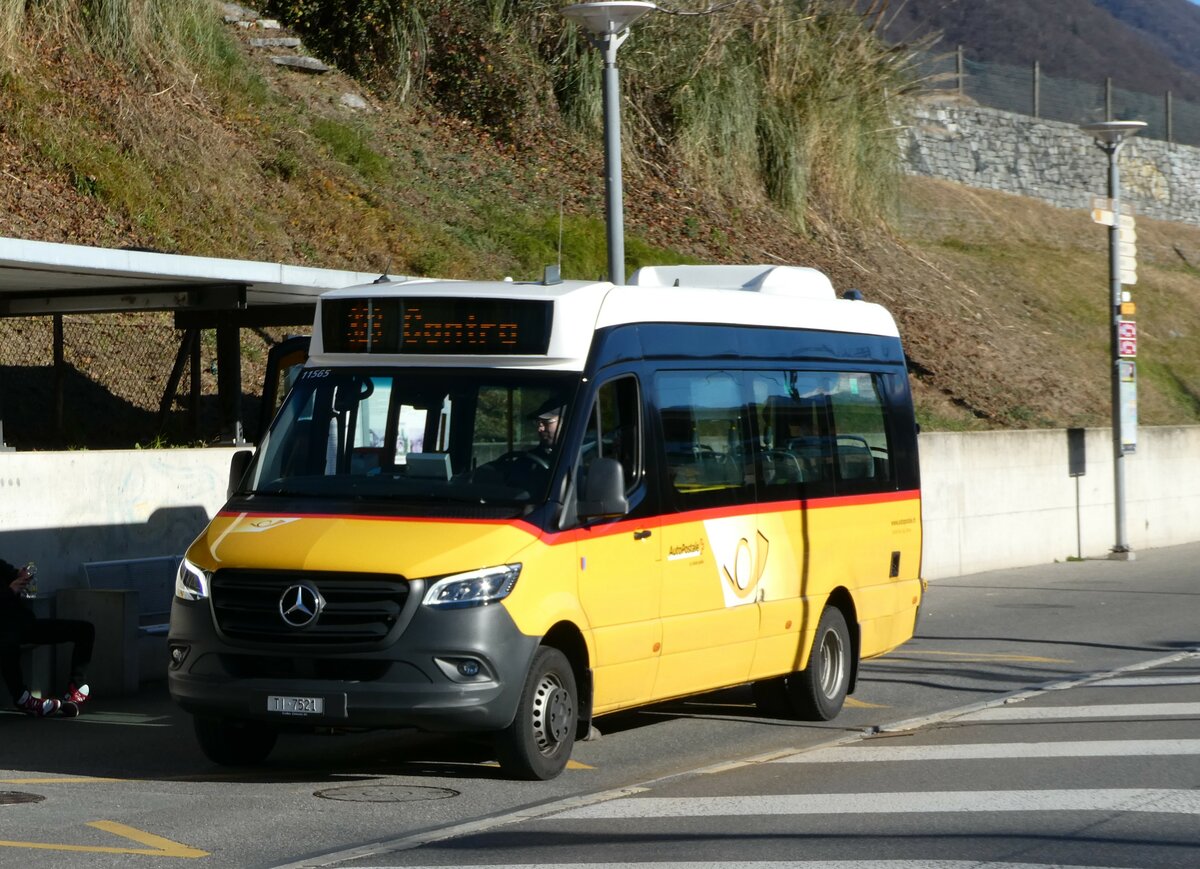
[1118, 321, 1137, 358]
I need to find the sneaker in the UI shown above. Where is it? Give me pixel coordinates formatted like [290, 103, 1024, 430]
[59, 683, 90, 717]
[17, 691, 61, 717]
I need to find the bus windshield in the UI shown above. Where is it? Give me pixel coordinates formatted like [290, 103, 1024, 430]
[243, 367, 578, 509]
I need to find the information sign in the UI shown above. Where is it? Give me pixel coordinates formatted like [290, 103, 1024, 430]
[1119, 360, 1137, 453]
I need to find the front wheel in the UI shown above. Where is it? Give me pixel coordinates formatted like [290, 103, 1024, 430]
[193, 716, 278, 766]
[495, 646, 578, 780]
[787, 606, 852, 720]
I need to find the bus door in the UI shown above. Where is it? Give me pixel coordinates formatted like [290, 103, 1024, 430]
[823, 369, 917, 654]
[746, 371, 838, 678]
[571, 375, 662, 711]
[652, 369, 759, 699]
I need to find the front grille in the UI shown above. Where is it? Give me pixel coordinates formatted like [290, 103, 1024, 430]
[211, 571, 409, 646]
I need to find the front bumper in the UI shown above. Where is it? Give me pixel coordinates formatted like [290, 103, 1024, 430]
[167, 594, 538, 733]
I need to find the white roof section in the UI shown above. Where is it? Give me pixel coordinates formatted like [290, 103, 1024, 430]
[629, 264, 836, 299]
[309, 265, 899, 372]
[0, 236, 391, 316]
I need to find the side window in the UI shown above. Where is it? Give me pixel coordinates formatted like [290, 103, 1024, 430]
[750, 370, 893, 498]
[750, 371, 836, 500]
[654, 370, 754, 510]
[828, 372, 893, 491]
[577, 376, 641, 494]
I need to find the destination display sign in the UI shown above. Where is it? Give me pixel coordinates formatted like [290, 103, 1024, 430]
[322, 297, 553, 355]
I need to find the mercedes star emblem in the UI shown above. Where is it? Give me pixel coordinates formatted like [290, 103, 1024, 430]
[279, 583, 324, 628]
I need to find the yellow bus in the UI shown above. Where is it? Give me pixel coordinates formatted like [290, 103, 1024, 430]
[168, 264, 924, 779]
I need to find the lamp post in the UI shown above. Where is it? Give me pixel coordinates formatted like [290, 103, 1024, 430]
[561, 1, 657, 285]
[1080, 119, 1146, 560]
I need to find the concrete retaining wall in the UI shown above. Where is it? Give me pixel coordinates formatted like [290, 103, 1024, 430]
[902, 103, 1200, 227]
[920, 426, 1200, 578]
[2, 428, 1198, 589]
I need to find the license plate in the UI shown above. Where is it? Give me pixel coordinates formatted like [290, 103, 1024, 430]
[267, 695, 324, 715]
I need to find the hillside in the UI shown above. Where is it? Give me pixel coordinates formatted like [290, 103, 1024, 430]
[874, 0, 1200, 103]
[1, 1, 1199, 448]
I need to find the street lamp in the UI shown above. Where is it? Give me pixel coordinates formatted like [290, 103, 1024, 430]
[561, 1, 657, 285]
[1080, 119, 1146, 560]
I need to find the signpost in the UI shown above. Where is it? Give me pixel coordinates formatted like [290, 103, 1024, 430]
[1081, 120, 1146, 560]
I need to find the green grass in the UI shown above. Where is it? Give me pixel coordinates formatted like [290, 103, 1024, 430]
[310, 118, 390, 181]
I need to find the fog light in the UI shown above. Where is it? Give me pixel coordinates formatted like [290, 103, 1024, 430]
[434, 656, 492, 682]
[168, 643, 190, 669]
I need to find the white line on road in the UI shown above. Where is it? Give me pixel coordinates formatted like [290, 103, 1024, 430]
[1098, 674, 1200, 686]
[341, 863, 1139, 869]
[779, 739, 1200, 763]
[553, 789, 1200, 819]
[957, 702, 1200, 722]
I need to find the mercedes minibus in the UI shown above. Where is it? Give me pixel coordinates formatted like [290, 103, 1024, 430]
[168, 263, 924, 780]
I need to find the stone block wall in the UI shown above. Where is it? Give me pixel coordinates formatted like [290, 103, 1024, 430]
[902, 103, 1200, 226]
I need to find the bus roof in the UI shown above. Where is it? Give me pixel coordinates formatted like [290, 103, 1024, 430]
[309, 265, 900, 370]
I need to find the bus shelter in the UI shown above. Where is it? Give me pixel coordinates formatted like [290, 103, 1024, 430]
[0, 236, 393, 448]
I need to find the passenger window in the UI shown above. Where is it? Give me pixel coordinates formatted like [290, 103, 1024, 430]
[828, 373, 892, 490]
[655, 370, 754, 510]
[750, 370, 893, 497]
[750, 371, 836, 499]
[577, 376, 641, 494]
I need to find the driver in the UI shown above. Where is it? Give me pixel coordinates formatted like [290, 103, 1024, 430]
[475, 398, 566, 493]
[531, 402, 564, 461]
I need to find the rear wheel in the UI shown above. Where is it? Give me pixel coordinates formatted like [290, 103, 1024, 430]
[495, 646, 578, 780]
[787, 606, 851, 720]
[193, 716, 278, 766]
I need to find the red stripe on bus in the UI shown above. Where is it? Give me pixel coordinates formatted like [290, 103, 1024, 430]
[545, 489, 921, 545]
[217, 488, 921, 545]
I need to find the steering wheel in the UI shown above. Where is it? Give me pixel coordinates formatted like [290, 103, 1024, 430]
[494, 450, 550, 471]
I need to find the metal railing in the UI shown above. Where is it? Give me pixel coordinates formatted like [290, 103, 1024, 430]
[917, 47, 1200, 148]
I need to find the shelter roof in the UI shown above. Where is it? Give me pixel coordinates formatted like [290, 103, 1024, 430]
[0, 236, 390, 321]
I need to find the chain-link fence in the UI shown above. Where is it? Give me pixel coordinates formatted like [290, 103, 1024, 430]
[917, 50, 1200, 147]
[0, 313, 298, 449]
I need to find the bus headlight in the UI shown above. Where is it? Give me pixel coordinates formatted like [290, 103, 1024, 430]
[175, 558, 211, 601]
[422, 564, 521, 610]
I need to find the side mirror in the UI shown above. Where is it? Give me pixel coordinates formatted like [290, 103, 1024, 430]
[228, 449, 253, 499]
[577, 457, 629, 521]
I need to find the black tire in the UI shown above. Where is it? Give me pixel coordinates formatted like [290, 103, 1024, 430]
[787, 606, 852, 721]
[193, 716, 278, 766]
[495, 646, 578, 780]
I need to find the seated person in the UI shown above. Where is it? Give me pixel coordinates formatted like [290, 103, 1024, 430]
[1, 558, 94, 717]
[476, 399, 566, 494]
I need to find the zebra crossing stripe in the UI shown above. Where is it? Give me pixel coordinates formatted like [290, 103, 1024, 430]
[958, 702, 1200, 722]
[553, 789, 1200, 819]
[779, 739, 1200, 763]
[1098, 674, 1200, 687]
[365, 863, 1138, 869]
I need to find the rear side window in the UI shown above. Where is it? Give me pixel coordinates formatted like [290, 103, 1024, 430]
[654, 370, 755, 510]
[828, 372, 892, 493]
[750, 370, 895, 499]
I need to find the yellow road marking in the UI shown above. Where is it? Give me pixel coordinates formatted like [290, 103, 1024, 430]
[880, 650, 1072, 665]
[0, 821, 207, 857]
[844, 696, 889, 709]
